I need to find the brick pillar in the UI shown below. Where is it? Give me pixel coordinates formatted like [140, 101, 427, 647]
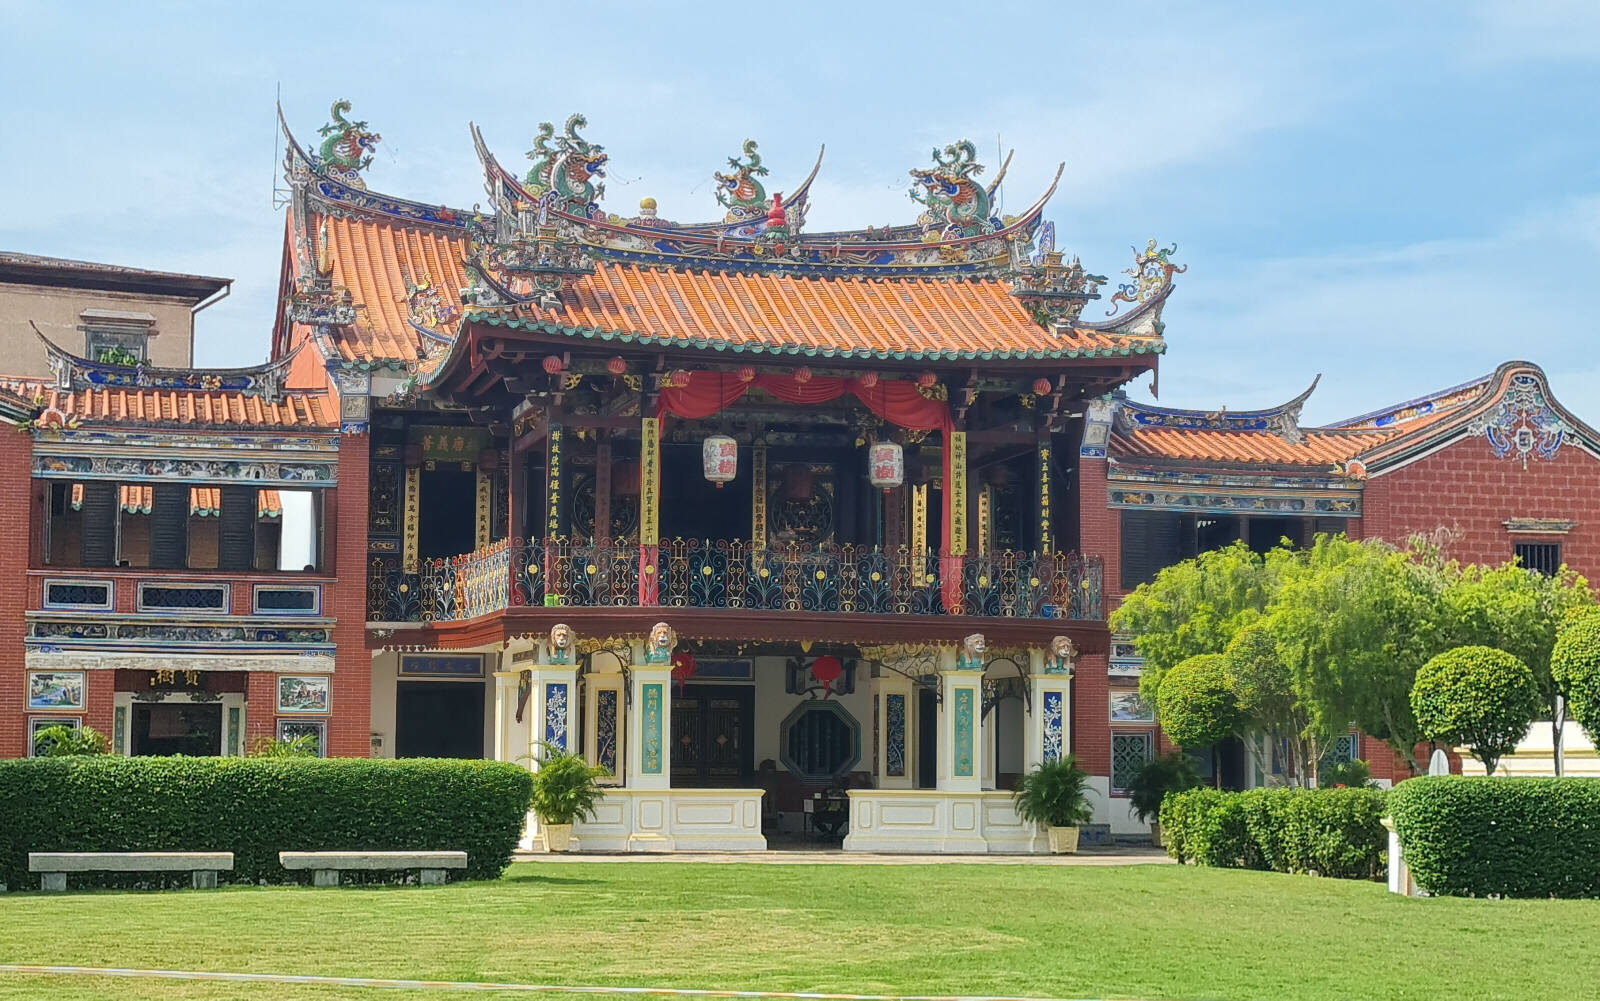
[1074, 432, 1118, 780]
[246, 671, 277, 749]
[0, 428, 32, 757]
[326, 434, 372, 758]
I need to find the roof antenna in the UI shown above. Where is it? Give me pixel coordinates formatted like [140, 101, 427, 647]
[270, 82, 291, 210]
[995, 132, 1004, 216]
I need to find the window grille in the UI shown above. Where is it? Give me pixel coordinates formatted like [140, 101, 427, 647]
[1514, 542, 1561, 576]
[86, 326, 150, 364]
[1110, 731, 1153, 794]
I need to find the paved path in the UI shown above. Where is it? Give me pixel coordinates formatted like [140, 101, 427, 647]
[514, 848, 1173, 866]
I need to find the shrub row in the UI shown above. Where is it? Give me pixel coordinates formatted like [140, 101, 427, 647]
[1388, 776, 1600, 898]
[1160, 786, 1388, 880]
[0, 757, 532, 890]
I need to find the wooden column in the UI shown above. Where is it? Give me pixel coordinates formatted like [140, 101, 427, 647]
[941, 429, 968, 611]
[1036, 432, 1053, 554]
[594, 433, 612, 544]
[750, 443, 767, 551]
[639, 416, 660, 605]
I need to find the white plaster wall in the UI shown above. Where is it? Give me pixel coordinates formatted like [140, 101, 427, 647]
[749, 656, 875, 775]
[369, 650, 397, 759]
[1085, 776, 1149, 836]
[366, 649, 497, 759]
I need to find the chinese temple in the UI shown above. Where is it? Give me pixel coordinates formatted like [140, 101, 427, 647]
[4, 100, 1599, 850]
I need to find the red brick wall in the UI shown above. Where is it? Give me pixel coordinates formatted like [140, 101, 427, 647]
[1362, 434, 1600, 578]
[324, 434, 372, 757]
[1073, 457, 1119, 777]
[0, 428, 34, 757]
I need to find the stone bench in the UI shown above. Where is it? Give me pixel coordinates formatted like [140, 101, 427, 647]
[279, 850, 467, 886]
[29, 852, 234, 891]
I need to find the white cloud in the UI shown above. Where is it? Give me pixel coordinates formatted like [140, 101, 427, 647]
[1462, 0, 1600, 63]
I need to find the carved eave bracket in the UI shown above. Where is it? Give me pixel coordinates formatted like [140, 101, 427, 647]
[482, 227, 595, 310]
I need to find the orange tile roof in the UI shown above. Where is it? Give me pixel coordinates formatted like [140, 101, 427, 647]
[33, 386, 335, 429]
[1112, 427, 1398, 466]
[311, 214, 1159, 364]
[71, 484, 282, 518]
[314, 214, 470, 365]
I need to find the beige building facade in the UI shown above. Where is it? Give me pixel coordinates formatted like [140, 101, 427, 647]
[0, 252, 230, 378]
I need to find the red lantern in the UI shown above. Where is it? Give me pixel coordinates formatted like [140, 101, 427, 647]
[868, 441, 904, 492]
[1033, 378, 1052, 396]
[607, 356, 627, 375]
[542, 355, 564, 375]
[672, 651, 696, 692]
[811, 655, 843, 696]
[670, 369, 691, 388]
[793, 366, 813, 384]
[737, 365, 756, 383]
[856, 372, 879, 390]
[917, 371, 937, 389]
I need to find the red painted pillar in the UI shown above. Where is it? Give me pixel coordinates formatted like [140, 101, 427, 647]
[0, 426, 34, 758]
[325, 434, 372, 758]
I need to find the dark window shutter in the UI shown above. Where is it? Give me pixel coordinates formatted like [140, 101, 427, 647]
[150, 483, 189, 569]
[218, 486, 257, 572]
[79, 482, 118, 567]
[1121, 510, 1182, 589]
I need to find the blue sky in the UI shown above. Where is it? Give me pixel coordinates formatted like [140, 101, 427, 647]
[3, 1, 1598, 424]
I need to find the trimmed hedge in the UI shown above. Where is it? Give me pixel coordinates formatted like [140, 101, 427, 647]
[1388, 776, 1600, 898]
[0, 757, 532, 890]
[1160, 786, 1387, 880]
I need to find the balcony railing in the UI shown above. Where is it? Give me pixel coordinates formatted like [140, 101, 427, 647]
[368, 538, 1103, 624]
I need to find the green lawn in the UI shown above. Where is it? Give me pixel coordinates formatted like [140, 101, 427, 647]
[0, 861, 1596, 1001]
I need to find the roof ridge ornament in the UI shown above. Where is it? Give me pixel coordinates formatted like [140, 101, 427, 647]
[314, 100, 381, 190]
[524, 114, 608, 220]
[714, 140, 771, 224]
[1106, 240, 1185, 317]
[1007, 247, 1106, 327]
[909, 139, 998, 240]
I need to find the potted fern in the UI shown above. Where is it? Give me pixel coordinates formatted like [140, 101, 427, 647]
[1128, 752, 1200, 847]
[1012, 755, 1093, 853]
[528, 743, 610, 852]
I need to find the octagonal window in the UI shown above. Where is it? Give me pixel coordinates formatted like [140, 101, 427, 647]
[779, 700, 860, 781]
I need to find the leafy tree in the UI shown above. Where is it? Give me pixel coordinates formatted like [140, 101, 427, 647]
[1445, 562, 1594, 774]
[1411, 646, 1541, 775]
[1318, 759, 1373, 788]
[1155, 653, 1242, 782]
[1111, 542, 1283, 703]
[248, 734, 319, 758]
[1224, 620, 1328, 787]
[31, 724, 110, 756]
[1551, 612, 1600, 746]
[1272, 536, 1453, 774]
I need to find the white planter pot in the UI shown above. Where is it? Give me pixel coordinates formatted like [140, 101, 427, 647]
[543, 823, 574, 853]
[1047, 825, 1080, 854]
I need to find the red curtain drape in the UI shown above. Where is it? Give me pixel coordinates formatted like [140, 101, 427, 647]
[658, 372, 951, 432]
[655, 370, 960, 607]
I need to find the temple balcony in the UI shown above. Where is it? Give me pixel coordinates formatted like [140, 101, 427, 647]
[366, 537, 1103, 625]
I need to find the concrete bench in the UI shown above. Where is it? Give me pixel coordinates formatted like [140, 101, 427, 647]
[279, 850, 467, 887]
[29, 852, 234, 891]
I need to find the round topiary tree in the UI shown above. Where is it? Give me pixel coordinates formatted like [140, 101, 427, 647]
[1155, 654, 1241, 785]
[1411, 645, 1540, 775]
[1552, 612, 1600, 745]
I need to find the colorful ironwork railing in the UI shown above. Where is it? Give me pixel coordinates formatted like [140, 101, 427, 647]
[368, 538, 1103, 624]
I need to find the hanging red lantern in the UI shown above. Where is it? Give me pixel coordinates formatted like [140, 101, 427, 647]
[669, 369, 691, 388]
[917, 371, 937, 389]
[856, 372, 879, 390]
[672, 651, 697, 692]
[737, 365, 756, 383]
[810, 655, 843, 696]
[607, 356, 627, 375]
[542, 355, 564, 375]
[793, 366, 813, 384]
[1033, 377, 1053, 396]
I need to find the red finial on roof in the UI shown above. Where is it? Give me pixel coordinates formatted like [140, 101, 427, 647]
[767, 192, 786, 227]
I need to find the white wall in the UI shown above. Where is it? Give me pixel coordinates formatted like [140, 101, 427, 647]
[367, 649, 497, 760]
[749, 656, 875, 775]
